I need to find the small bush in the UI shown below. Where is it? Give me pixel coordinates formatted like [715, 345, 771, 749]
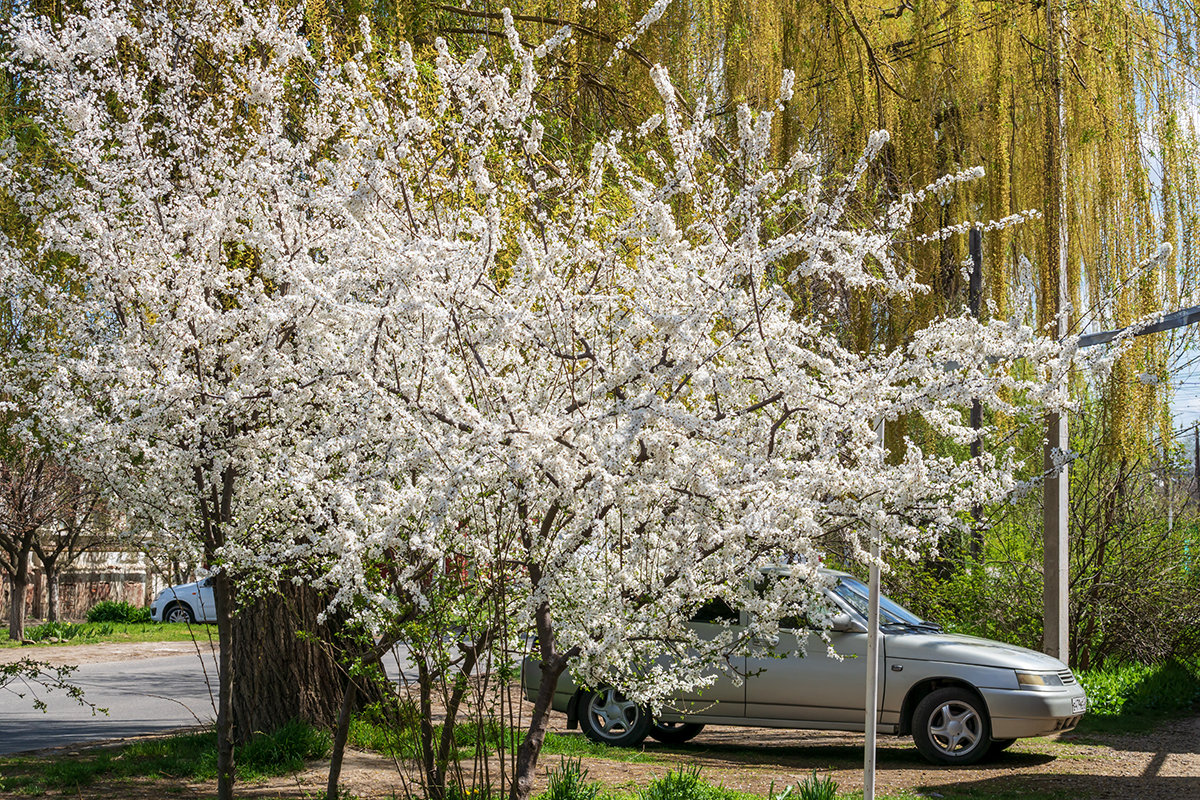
[238, 719, 332, 778]
[640, 767, 742, 800]
[1078, 660, 1200, 717]
[24, 621, 93, 642]
[774, 773, 838, 800]
[86, 601, 151, 624]
[539, 758, 600, 800]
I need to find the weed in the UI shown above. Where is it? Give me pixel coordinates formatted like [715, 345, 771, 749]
[540, 758, 601, 800]
[639, 767, 746, 800]
[773, 773, 838, 800]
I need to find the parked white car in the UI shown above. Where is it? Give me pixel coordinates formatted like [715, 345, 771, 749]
[149, 577, 216, 623]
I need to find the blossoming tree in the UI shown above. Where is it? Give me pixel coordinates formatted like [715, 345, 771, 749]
[1, 2, 1077, 798]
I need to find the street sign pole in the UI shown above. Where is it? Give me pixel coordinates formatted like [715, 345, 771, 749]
[864, 419, 884, 800]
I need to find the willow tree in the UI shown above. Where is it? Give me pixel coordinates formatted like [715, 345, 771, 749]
[398, 0, 1198, 462]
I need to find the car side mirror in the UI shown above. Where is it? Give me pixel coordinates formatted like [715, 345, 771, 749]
[830, 612, 867, 633]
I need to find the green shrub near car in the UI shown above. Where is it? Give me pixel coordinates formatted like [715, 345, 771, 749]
[86, 600, 151, 624]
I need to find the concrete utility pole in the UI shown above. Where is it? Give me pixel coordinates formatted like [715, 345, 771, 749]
[1043, 0, 1071, 663]
[969, 229, 984, 559]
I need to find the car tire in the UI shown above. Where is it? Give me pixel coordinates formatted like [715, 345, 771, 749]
[163, 603, 195, 624]
[578, 688, 651, 747]
[649, 720, 705, 745]
[912, 687, 991, 765]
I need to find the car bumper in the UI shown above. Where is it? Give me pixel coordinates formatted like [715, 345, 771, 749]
[981, 685, 1088, 739]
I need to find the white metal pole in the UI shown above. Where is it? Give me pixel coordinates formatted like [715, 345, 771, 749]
[864, 420, 884, 800]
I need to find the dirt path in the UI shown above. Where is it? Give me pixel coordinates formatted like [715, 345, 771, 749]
[0, 639, 215, 666]
[14, 709, 1198, 799]
[6, 642, 1197, 799]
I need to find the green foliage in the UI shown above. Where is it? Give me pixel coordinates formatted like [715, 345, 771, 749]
[238, 718, 332, 779]
[640, 767, 744, 800]
[86, 600, 151, 623]
[445, 784, 502, 800]
[22, 620, 106, 643]
[348, 711, 657, 764]
[0, 722, 331, 794]
[773, 773, 839, 800]
[540, 758, 601, 800]
[1077, 660, 1200, 718]
[5, 620, 200, 648]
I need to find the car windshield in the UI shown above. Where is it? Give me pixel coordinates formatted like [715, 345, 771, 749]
[831, 577, 928, 627]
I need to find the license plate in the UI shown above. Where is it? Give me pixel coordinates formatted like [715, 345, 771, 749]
[1072, 696, 1087, 714]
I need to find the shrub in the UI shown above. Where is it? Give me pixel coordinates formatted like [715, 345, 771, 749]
[1078, 660, 1200, 717]
[773, 773, 838, 800]
[539, 758, 600, 800]
[86, 601, 151, 624]
[24, 621, 95, 642]
[640, 767, 743, 800]
[237, 719, 331, 778]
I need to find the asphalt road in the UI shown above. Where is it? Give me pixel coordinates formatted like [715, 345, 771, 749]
[0, 651, 221, 755]
[0, 647, 417, 755]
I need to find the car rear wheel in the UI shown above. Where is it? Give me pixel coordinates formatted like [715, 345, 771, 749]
[164, 603, 195, 624]
[912, 687, 991, 765]
[649, 720, 705, 744]
[579, 688, 651, 747]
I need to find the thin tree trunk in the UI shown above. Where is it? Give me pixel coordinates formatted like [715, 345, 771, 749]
[326, 680, 356, 800]
[214, 570, 237, 800]
[8, 557, 29, 641]
[510, 601, 573, 800]
[418, 659, 443, 800]
[43, 559, 60, 623]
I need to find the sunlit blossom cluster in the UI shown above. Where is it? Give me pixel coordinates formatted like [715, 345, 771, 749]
[2, 0, 1081, 702]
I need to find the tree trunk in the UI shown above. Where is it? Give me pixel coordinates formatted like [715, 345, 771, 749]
[8, 555, 29, 641]
[214, 571, 237, 800]
[326, 680, 356, 800]
[43, 558, 60, 623]
[229, 580, 349, 742]
[510, 601, 572, 800]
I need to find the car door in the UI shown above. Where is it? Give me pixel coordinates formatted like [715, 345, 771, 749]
[665, 598, 746, 719]
[196, 577, 217, 622]
[744, 614, 881, 725]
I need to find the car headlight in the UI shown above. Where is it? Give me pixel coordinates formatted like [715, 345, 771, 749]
[1015, 670, 1065, 688]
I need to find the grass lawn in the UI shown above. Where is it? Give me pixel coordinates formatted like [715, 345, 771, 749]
[0, 621, 214, 649]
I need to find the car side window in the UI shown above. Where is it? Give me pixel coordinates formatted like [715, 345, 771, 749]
[779, 614, 808, 631]
[691, 598, 738, 624]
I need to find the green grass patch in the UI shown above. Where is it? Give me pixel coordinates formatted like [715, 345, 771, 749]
[1, 621, 213, 648]
[347, 713, 660, 765]
[0, 720, 329, 794]
[1074, 659, 1200, 734]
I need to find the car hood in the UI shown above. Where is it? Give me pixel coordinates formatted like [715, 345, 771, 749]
[886, 631, 1069, 672]
[160, 582, 201, 596]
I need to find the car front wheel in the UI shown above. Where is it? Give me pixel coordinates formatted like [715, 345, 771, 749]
[578, 688, 651, 747]
[912, 687, 991, 765]
[163, 603, 195, 624]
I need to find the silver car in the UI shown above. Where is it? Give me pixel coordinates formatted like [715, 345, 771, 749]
[523, 568, 1087, 765]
